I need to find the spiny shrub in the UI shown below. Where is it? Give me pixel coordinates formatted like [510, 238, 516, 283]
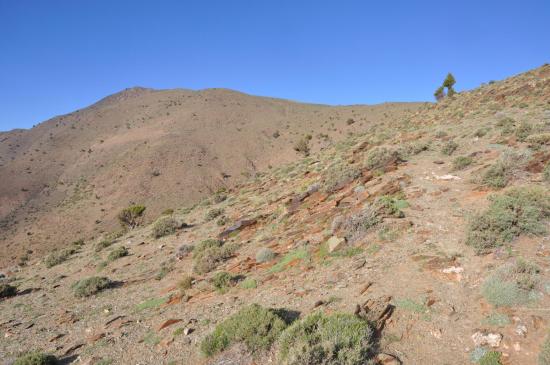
[293, 137, 311, 156]
[107, 246, 128, 261]
[441, 140, 459, 155]
[177, 275, 193, 291]
[44, 247, 76, 268]
[540, 331, 550, 365]
[255, 247, 276, 263]
[321, 162, 363, 194]
[193, 239, 236, 274]
[200, 304, 288, 357]
[0, 282, 17, 298]
[13, 352, 58, 365]
[466, 187, 550, 253]
[118, 204, 146, 229]
[205, 208, 224, 222]
[364, 147, 400, 171]
[453, 156, 473, 170]
[482, 259, 541, 307]
[339, 205, 380, 243]
[277, 312, 376, 365]
[152, 216, 178, 238]
[481, 149, 530, 188]
[72, 276, 112, 297]
[211, 271, 238, 293]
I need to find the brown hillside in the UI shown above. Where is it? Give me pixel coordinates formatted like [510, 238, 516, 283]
[0, 89, 422, 266]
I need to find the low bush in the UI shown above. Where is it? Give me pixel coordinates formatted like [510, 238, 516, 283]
[118, 204, 146, 229]
[514, 122, 533, 142]
[277, 312, 376, 365]
[0, 282, 17, 298]
[293, 137, 311, 156]
[270, 248, 309, 273]
[482, 259, 541, 307]
[377, 195, 408, 218]
[526, 133, 550, 149]
[364, 147, 400, 171]
[107, 246, 128, 261]
[200, 304, 288, 357]
[94, 238, 114, 252]
[453, 156, 473, 170]
[44, 247, 76, 268]
[193, 239, 236, 274]
[13, 352, 58, 365]
[205, 208, 224, 222]
[479, 351, 502, 365]
[481, 149, 530, 189]
[255, 247, 276, 263]
[466, 187, 550, 253]
[177, 275, 193, 291]
[540, 331, 550, 365]
[321, 163, 363, 194]
[544, 162, 550, 182]
[152, 216, 178, 238]
[72, 276, 112, 297]
[339, 205, 380, 243]
[441, 140, 459, 155]
[211, 271, 239, 293]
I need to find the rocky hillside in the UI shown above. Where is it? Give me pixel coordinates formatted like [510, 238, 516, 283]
[0, 88, 420, 266]
[1, 64, 550, 365]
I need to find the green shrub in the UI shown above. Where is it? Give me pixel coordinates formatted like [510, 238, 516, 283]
[527, 133, 550, 149]
[482, 259, 541, 307]
[193, 239, 236, 274]
[212, 271, 238, 293]
[118, 204, 146, 229]
[544, 163, 550, 182]
[479, 351, 502, 365]
[277, 312, 375, 365]
[377, 195, 408, 218]
[255, 247, 276, 263]
[270, 248, 309, 273]
[72, 277, 112, 297]
[200, 304, 288, 357]
[240, 278, 257, 289]
[466, 187, 550, 253]
[13, 352, 57, 365]
[540, 331, 550, 365]
[364, 147, 400, 171]
[496, 117, 517, 135]
[205, 208, 224, 222]
[0, 282, 17, 298]
[441, 140, 459, 155]
[152, 216, 178, 238]
[156, 261, 174, 280]
[453, 156, 473, 170]
[293, 137, 310, 156]
[321, 163, 363, 193]
[515, 122, 533, 142]
[474, 128, 488, 137]
[481, 149, 530, 189]
[44, 247, 77, 268]
[216, 216, 228, 226]
[161, 208, 174, 215]
[94, 238, 114, 252]
[107, 246, 128, 261]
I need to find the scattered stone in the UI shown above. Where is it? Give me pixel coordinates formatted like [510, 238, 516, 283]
[183, 327, 194, 336]
[433, 173, 461, 181]
[327, 236, 346, 253]
[359, 282, 373, 295]
[515, 324, 527, 337]
[313, 300, 324, 308]
[471, 331, 502, 348]
[219, 219, 257, 240]
[375, 353, 402, 364]
[356, 296, 394, 331]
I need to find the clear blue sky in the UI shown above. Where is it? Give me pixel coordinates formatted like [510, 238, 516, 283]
[1, 1, 549, 131]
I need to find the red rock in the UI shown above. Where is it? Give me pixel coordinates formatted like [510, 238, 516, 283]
[157, 319, 182, 331]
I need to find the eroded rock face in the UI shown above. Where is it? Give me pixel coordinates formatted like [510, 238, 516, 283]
[355, 296, 394, 331]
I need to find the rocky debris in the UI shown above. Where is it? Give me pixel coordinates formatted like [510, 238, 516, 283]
[441, 266, 464, 281]
[376, 353, 402, 364]
[432, 173, 461, 181]
[219, 219, 257, 240]
[285, 184, 320, 214]
[355, 296, 394, 330]
[471, 331, 503, 348]
[158, 319, 182, 331]
[327, 236, 346, 253]
[515, 324, 527, 337]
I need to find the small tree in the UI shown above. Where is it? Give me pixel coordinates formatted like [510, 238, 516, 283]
[434, 86, 445, 101]
[118, 204, 146, 229]
[434, 73, 457, 101]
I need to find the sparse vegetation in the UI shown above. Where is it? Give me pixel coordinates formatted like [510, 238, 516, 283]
[527, 133, 550, 149]
[277, 312, 375, 365]
[377, 195, 408, 218]
[338, 205, 380, 243]
[441, 140, 458, 155]
[205, 208, 223, 222]
[321, 162, 363, 193]
[107, 246, 128, 261]
[152, 216, 178, 238]
[544, 162, 550, 182]
[453, 156, 473, 170]
[193, 239, 236, 274]
[0, 282, 17, 298]
[270, 247, 309, 273]
[211, 271, 239, 293]
[466, 187, 550, 253]
[72, 276, 112, 297]
[118, 204, 146, 229]
[480, 149, 530, 188]
[44, 247, 76, 268]
[364, 147, 400, 171]
[94, 238, 114, 252]
[13, 352, 58, 365]
[240, 278, 257, 289]
[177, 275, 193, 291]
[200, 304, 288, 357]
[294, 135, 311, 156]
[255, 247, 276, 263]
[540, 331, 550, 365]
[482, 258, 541, 307]
[479, 351, 502, 365]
